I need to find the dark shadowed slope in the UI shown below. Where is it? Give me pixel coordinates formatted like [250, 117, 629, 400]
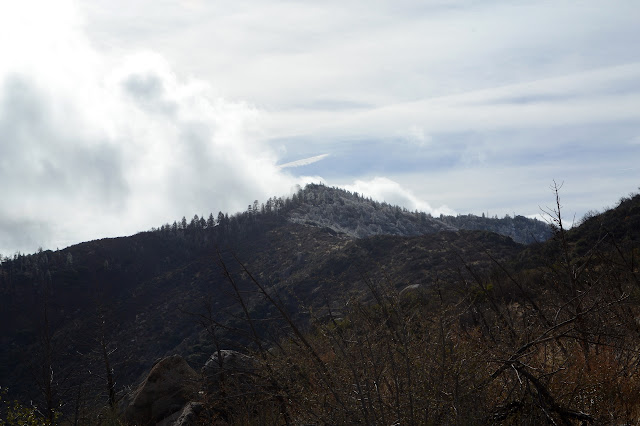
[0, 183, 552, 413]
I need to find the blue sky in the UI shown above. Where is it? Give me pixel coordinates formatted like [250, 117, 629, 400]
[0, 0, 639, 254]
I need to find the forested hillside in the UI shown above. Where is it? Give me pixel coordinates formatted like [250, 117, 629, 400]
[6, 184, 619, 425]
[286, 184, 550, 243]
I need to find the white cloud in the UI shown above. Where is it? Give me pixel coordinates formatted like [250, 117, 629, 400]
[342, 177, 455, 216]
[78, 0, 640, 110]
[263, 63, 640, 144]
[278, 153, 330, 169]
[404, 125, 431, 147]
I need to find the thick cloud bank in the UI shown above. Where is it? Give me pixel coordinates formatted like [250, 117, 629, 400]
[0, 2, 298, 254]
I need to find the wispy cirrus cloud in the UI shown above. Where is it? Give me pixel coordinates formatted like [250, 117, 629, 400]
[264, 63, 640, 142]
[277, 153, 330, 169]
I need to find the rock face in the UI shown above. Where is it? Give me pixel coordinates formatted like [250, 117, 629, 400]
[123, 355, 199, 425]
[202, 350, 257, 394]
[156, 402, 203, 426]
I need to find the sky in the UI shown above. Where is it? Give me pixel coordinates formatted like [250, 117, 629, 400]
[1, 0, 639, 255]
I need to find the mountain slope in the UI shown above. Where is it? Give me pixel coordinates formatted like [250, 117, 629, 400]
[0, 222, 522, 405]
[0, 183, 556, 415]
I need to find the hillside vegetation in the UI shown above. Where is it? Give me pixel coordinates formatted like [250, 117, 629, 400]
[3, 184, 637, 424]
[288, 184, 550, 244]
[197, 187, 640, 424]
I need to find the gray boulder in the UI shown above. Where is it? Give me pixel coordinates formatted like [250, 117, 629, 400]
[123, 354, 199, 425]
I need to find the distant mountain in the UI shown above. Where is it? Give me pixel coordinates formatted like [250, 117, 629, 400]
[287, 184, 551, 244]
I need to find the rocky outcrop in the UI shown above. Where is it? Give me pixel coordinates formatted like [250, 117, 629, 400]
[202, 350, 258, 395]
[119, 351, 261, 425]
[123, 355, 199, 425]
[156, 402, 203, 426]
